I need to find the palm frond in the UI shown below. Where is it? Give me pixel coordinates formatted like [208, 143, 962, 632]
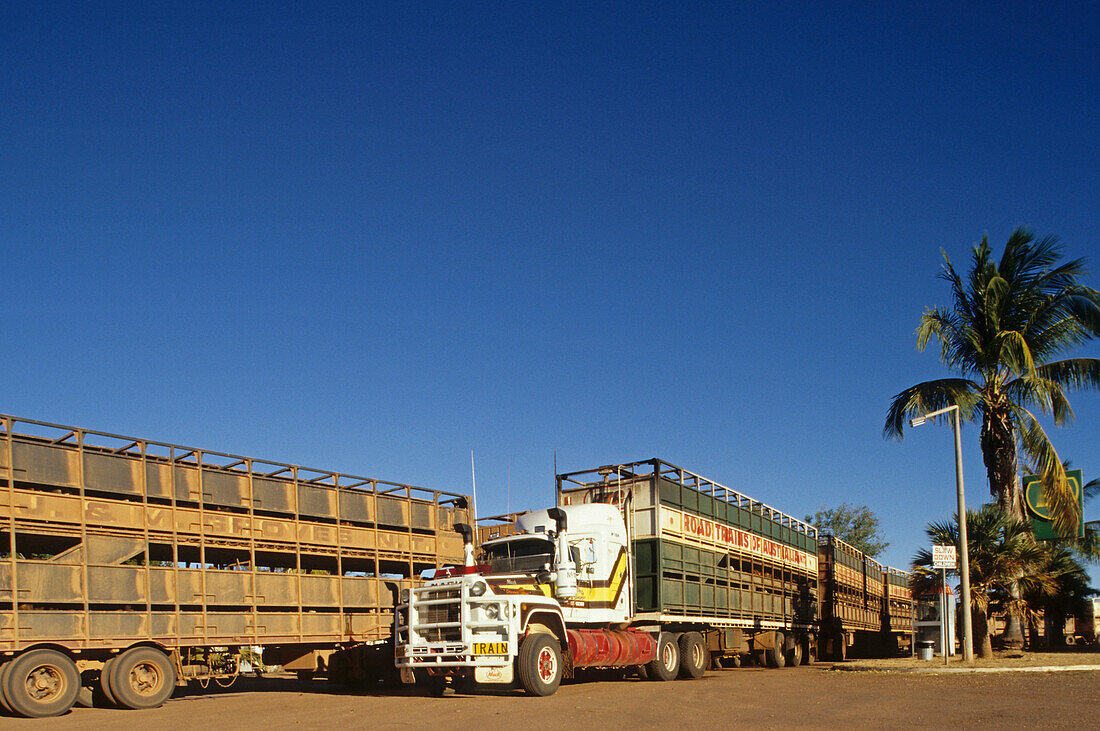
[1034, 358, 1100, 392]
[1015, 408, 1080, 537]
[1062, 290, 1100, 335]
[883, 379, 979, 439]
[994, 329, 1037, 378]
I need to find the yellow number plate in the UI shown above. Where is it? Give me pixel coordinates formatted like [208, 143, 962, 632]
[472, 642, 509, 655]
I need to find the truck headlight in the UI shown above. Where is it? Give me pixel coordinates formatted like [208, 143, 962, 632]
[484, 603, 500, 620]
[469, 581, 488, 597]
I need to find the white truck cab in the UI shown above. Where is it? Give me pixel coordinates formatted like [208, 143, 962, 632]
[395, 503, 657, 695]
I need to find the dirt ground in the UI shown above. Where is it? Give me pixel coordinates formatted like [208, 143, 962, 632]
[848, 647, 1100, 669]
[7, 663, 1099, 730]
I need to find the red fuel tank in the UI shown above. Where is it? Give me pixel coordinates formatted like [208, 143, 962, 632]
[567, 628, 657, 668]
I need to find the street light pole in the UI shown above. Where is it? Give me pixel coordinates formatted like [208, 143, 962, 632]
[910, 405, 975, 662]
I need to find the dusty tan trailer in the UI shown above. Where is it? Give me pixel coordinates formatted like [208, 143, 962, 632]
[0, 415, 470, 718]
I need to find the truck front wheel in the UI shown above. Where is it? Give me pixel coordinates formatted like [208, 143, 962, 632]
[517, 633, 562, 697]
[645, 632, 679, 681]
[677, 632, 707, 679]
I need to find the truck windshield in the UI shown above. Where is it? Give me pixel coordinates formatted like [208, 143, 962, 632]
[482, 537, 554, 574]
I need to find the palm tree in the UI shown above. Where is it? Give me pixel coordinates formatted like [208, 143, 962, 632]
[1020, 544, 1094, 648]
[912, 505, 1064, 657]
[885, 228, 1100, 536]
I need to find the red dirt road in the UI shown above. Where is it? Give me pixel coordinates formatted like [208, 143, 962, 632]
[7, 665, 1099, 729]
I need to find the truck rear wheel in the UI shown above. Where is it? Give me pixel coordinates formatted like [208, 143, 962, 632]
[2, 649, 80, 718]
[516, 633, 562, 697]
[108, 647, 175, 710]
[677, 632, 707, 679]
[645, 632, 679, 681]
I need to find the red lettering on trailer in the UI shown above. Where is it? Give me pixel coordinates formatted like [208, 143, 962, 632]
[662, 507, 815, 571]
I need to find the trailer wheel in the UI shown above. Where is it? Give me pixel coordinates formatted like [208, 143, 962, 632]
[800, 639, 815, 665]
[76, 668, 111, 708]
[834, 634, 847, 662]
[99, 658, 119, 706]
[764, 632, 786, 668]
[677, 632, 707, 679]
[0, 660, 14, 713]
[108, 647, 175, 710]
[784, 640, 802, 667]
[2, 649, 80, 718]
[516, 633, 562, 697]
[645, 632, 680, 681]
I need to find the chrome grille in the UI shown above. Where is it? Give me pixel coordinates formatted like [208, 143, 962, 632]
[420, 625, 461, 642]
[414, 586, 462, 642]
[421, 602, 460, 626]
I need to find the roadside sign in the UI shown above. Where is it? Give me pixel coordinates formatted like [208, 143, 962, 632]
[932, 545, 956, 569]
[1024, 469, 1084, 539]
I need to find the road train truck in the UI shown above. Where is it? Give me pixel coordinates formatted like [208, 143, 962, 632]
[395, 459, 820, 695]
[0, 415, 470, 718]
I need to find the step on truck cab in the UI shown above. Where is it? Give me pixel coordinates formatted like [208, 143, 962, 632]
[395, 459, 820, 696]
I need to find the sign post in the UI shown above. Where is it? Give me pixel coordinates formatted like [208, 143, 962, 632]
[933, 545, 957, 666]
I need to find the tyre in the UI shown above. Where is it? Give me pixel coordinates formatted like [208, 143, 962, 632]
[97, 658, 119, 707]
[74, 669, 102, 708]
[516, 633, 562, 696]
[0, 661, 13, 713]
[645, 632, 679, 682]
[2, 649, 80, 718]
[108, 647, 176, 710]
[677, 632, 707, 679]
[764, 632, 786, 668]
[800, 639, 815, 665]
[784, 640, 802, 668]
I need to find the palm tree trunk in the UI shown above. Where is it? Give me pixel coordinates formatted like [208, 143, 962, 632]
[981, 407, 1027, 649]
[972, 607, 992, 658]
[980, 410, 1025, 521]
[1001, 584, 1026, 649]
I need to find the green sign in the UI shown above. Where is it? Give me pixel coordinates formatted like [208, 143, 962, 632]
[1023, 469, 1084, 539]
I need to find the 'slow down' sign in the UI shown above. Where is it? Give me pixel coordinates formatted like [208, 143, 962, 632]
[932, 544, 957, 570]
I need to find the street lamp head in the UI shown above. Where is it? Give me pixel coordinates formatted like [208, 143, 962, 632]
[909, 416, 927, 428]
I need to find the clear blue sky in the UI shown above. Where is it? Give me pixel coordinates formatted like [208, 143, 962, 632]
[2, 1, 1098, 576]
